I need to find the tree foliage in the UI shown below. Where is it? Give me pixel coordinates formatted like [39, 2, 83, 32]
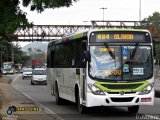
[0, 0, 78, 39]
[22, 0, 78, 13]
[0, 0, 31, 39]
[142, 11, 160, 26]
[0, 0, 78, 67]
[13, 43, 31, 65]
[0, 40, 31, 65]
[154, 44, 160, 60]
[141, 11, 160, 61]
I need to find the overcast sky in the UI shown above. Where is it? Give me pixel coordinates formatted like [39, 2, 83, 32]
[18, 0, 160, 47]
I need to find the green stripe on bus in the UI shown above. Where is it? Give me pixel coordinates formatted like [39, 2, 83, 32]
[94, 81, 149, 92]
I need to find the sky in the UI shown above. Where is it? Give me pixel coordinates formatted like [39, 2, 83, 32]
[17, 0, 160, 47]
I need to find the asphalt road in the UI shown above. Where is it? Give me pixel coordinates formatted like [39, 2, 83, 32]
[9, 74, 160, 120]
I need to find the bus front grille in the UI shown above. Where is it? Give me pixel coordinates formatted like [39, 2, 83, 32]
[101, 83, 143, 90]
[110, 97, 134, 102]
[107, 92, 136, 94]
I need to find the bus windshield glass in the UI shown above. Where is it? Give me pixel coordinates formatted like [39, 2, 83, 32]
[3, 63, 12, 69]
[89, 45, 153, 81]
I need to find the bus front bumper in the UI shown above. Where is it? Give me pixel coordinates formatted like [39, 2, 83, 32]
[3, 70, 14, 74]
[85, 91, 154, 107]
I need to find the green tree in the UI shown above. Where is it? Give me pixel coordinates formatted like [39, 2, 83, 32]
[0, 0, 78, 39]
[13, 43, 31, 65]
[22, 0, 78, 13]
[142, 11, 160, 61]
[154, 44, 160, 60]
[1, 0, 77, 68]
[0, 39, 13, 62]
[142, 11, 160, 26]
[0, 0, 31, 39]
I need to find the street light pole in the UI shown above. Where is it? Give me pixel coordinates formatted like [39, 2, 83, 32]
[139, 0, 141, 21]
[100, 7, 107, 25]
[83, 21, 88, 25]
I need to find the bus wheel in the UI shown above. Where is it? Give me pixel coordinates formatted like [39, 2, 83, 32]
[55, 83, 62, 105]
[77, 92, 87, 114]
[31, 80, 34, 85]
[128, 106, 139, 113]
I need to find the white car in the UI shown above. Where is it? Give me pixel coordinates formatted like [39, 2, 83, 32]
[22, 68, 33, 79]
[31, 68, 47, 85]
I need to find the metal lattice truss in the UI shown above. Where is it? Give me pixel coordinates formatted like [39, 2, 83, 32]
[12, 21, 160, 42]
[13, 25, 91, 41]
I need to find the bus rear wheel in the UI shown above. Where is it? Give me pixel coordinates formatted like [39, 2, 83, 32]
[128, 106, 139, 113]
[55, 83, 63, 105]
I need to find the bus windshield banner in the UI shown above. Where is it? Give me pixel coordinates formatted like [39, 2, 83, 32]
[90, 31, 151, 43]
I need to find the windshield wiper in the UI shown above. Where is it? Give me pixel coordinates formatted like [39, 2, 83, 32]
[130, 43, 139, 60]
[104, 43, 115, 60]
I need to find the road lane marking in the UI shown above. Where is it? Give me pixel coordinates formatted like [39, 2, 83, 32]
[11, 74, 64, 120]
[11, 74, 21, 84]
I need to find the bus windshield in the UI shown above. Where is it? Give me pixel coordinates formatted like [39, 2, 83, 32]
[3, 63, 12, 69]
[89, 45, 153, 81]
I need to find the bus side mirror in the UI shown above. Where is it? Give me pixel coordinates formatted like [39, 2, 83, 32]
[82, 40, 87, 51]
[81, 51, 91, 68]
[85, 51, 91, 62]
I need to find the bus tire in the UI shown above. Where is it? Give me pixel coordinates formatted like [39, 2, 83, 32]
[31, 80, 34, 85]
[128, 106, 139, 113]
[55, 82, 63, 105]
[76, 89, 87, 114]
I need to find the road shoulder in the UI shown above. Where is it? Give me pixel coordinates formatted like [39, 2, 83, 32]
[0, 76, 58, 120]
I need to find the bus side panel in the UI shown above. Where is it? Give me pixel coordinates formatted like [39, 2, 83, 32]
[64, 68, 78, 102]
[47, 68, 55, 95]
[55, 68, 66, 99]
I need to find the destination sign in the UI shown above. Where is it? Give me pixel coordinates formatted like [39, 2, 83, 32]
[90, 31, 151, 43]
[97, 34, 134, 40]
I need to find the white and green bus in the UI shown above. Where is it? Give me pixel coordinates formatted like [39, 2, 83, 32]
[3, 62, 15, 74]
[47, 29, 154, 113]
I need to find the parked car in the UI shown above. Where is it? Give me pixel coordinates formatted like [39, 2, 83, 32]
[22, 68, 33, 79]
[31, 68, 47, 85]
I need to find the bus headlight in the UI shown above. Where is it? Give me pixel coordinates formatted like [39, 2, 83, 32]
[139, 83, 154, 95]
[88, 84, 105, 95]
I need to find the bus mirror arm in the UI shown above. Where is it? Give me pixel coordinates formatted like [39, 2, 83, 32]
[81, 51, 91, 68]
[84, 51, 91, 62]
[86, 51, 91, 62]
